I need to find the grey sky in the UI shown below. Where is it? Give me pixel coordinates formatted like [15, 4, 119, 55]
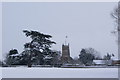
[2, 2, 118, 59]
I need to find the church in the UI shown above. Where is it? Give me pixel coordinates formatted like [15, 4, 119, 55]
[61, 37, 73, 64]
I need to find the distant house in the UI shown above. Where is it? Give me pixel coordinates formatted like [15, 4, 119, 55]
[112, 60, 120, 66]
[93, 60, 106, 66]
[93, 60, 114, 66]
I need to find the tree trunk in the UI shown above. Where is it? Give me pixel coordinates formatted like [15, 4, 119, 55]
[118, 2, 120, 60]
[28, 53, 32, 67]
[118, 2, 120, 80]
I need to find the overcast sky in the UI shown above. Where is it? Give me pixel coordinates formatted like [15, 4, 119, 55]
[2, 2, 118, 59]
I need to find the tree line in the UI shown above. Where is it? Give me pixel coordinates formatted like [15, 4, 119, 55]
[0, 30, 115, 67]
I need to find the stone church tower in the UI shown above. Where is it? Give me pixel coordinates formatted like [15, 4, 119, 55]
[61, 44, 73, 64]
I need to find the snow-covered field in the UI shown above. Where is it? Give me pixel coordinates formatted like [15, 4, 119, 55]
[1, 67, 118, 78]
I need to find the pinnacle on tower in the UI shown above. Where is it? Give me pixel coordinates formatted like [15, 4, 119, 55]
[65, 36, 68, 45]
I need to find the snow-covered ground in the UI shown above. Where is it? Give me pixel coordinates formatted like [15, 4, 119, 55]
[1, 67, 118, 78]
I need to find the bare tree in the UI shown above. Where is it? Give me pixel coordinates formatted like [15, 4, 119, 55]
[111, 2, 120, 60]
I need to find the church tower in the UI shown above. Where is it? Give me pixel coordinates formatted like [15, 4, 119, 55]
[61, 36, 72, 64]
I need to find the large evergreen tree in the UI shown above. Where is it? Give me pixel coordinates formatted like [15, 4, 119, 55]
[23, 30, 56, 67]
